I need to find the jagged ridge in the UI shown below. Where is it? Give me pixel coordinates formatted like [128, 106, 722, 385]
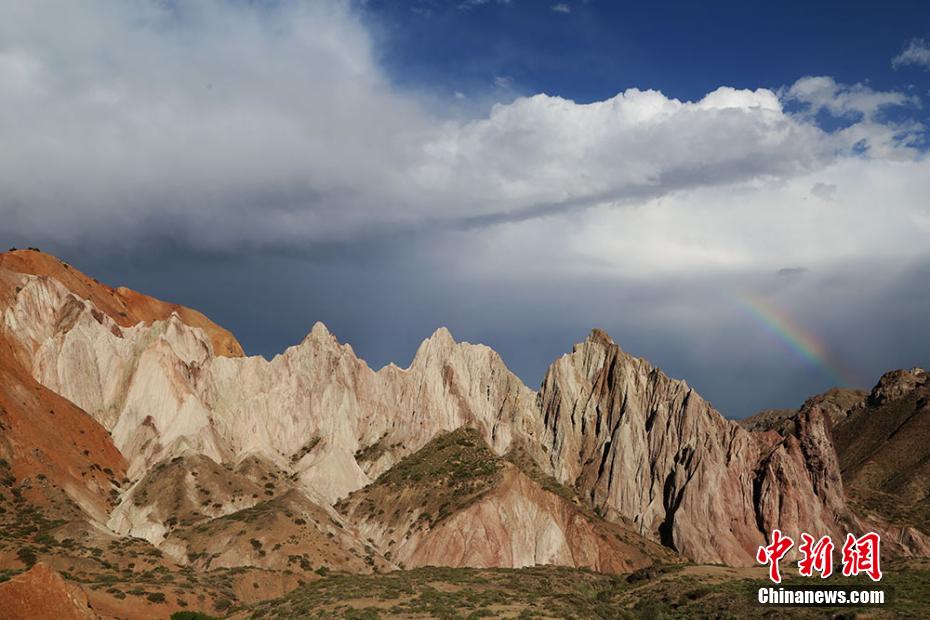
[1, 247, 928, 578]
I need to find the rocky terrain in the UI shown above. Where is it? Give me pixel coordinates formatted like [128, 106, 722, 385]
[337, 427, 675, 574]
[836, 368, 930, 534]
[0, 563, 98, 620]
[745, 367, 930, 541]
[535, 329, 862, 565]
[0, 248, 928, 618]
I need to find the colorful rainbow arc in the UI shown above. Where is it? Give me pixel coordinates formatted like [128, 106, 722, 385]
[724, 289, 860, 388]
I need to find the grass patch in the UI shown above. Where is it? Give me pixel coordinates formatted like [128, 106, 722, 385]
[245, 561, 930, 619]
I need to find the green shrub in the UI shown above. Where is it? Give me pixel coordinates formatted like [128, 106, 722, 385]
[145, 592, 165, 603]
[170, 613, 220, 620]
[16, 547, 37, 567]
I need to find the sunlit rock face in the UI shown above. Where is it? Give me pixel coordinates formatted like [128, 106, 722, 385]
[333, 424, 679, 574]
[1, 251, 926, 567]
[0, 266, 542, 504]
[534, 329, 859, 565]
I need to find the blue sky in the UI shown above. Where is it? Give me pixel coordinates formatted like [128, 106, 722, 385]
[361, 0, 930, 111]
[2, 0, 930, 416]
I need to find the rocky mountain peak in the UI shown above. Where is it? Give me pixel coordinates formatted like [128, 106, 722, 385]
[0, 249, 244, 358]
[303, 320, 335, 343]
[585, 327, 616, 346]
[424, 325, 456, 348]
[410, 326, 459, 364]
[868, 367, 929, 406]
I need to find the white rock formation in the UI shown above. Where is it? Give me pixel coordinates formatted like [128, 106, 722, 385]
[4, 267, 926, 566]
[1, 272, 541, 506]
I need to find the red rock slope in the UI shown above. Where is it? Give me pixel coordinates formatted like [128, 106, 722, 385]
[0, 326, 126, 521]
[0, 249, 243, 357]
[0, 563, 99, 620]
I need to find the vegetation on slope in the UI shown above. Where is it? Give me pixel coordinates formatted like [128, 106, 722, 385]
[337, 427, 503, 531]
[835, 373, 930, 534]
[245, 560, 930, 619]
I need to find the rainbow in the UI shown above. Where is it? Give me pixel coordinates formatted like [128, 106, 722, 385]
[724, 289, 859, 388]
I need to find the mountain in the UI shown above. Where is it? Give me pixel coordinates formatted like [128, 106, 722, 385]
[530, 329, 912, 564]
[0, 326, 126, 523]
[740, 387, 867, 435]
[742, 374, 930, 551]
[834, 368, 930, 535]
[1, 248, 929, 617]
[0, 249, 243, 358]
[337, 427, 675, 573]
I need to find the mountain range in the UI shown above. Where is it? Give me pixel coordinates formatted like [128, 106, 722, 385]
[0, 248, 928, 619]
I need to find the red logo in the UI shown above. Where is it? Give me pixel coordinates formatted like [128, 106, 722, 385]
[756, 528, 794, 584]
[841, 532, 882, 582]
[757, 531, 882, 583]
[798, 533, 834, 578]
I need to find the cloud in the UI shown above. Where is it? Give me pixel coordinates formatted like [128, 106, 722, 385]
[810, 182, 836, 201]
[446, 156, 930, 283]
[457, 0, 512, 9]
[893, 37, 930, 70]
[0, 1, 429, 249]
[785, 75, 919, 119]
[783, 76, 923, 159]
[493, 75, 514, 88]
[552, 3, 571, 13]
[0, 0, 927, 276]
[411, 83, 925, 232]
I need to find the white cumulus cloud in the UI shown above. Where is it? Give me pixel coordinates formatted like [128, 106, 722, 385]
[0, 0, 927, 281]
[892, 37, 930, 70]
[785, 75, 918, 119]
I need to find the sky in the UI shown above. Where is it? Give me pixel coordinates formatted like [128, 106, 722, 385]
[2, 0, 930, 417]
